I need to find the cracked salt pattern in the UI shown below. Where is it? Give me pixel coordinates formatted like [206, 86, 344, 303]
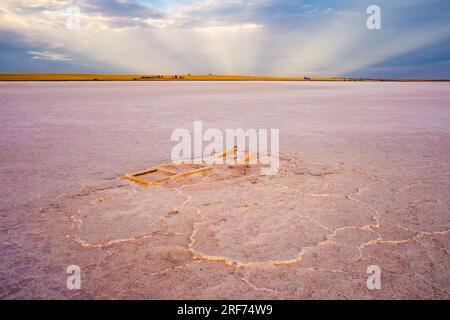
[0, 81, 449, 299]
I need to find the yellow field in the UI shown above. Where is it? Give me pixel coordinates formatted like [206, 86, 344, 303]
[0, 74, 356, 81]
[0, 74, 445, 82]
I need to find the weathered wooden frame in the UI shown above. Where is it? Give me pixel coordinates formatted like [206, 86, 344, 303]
[124, 146, 258, 187]
[124, 163, 212, 187]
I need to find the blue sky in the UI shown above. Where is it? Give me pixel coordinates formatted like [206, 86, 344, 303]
[0, 0, 449, 78]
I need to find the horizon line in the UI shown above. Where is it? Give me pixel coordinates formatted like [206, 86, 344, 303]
[0, 73, 449, 82]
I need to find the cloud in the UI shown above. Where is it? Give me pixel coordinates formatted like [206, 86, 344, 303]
[88, 0, 164, 18]
[0, 0, 449, 77]
[28, 50, 72, 61]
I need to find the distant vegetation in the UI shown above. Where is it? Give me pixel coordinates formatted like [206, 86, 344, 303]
[0, 74, 447, 82]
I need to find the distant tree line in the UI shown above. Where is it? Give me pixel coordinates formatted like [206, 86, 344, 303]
[140, 75, 186, 80]
[141, 75, 164, 79]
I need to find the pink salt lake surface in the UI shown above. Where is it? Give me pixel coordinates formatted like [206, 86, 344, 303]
[0, 81, 449, 299]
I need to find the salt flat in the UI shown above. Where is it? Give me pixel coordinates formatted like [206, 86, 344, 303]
[0, 81, 449, 299]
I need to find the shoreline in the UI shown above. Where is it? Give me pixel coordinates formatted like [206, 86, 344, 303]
[1, 74, 449, 82]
